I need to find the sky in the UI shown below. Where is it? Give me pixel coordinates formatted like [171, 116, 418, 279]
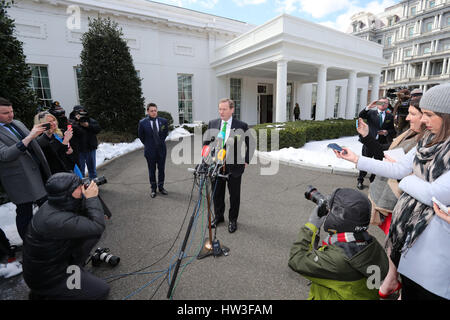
[148, 0, 398, 32]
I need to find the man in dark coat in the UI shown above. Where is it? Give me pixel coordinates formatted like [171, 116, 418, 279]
[0, 97, 51, 240]
[357, 98, 396, 190]
[69, 105, 101, 179]
[23, 172, 109, 300]
[204, 98, 253, 233]
[138, 103, 169, 198]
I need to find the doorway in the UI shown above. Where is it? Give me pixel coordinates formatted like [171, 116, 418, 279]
[258, 95, 273, 124]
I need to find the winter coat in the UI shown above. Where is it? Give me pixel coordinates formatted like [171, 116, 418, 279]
[70, 118, 101, 153]
[288, 223, 389, 300]
[22, 196, 105, 291]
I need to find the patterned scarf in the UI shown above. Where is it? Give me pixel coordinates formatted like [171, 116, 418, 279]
[387, 133, 450, 266]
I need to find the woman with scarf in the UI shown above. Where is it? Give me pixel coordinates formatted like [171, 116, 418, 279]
[356, 97, 424, 299]
[334, 83, 450, 300]
[34, 111, 81, 178]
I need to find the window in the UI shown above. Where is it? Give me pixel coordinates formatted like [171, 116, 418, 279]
[447, 16, 450, 26]
[405, 48, 413, 57]
[334, 86, 341, 118]
[74, 66, 83, 105]
[230, 78, 241, 120]
[429, 0, 435, 8]
[386, 36, 392, 46]
[423, 46, 432, 54]
[29, 65, 52, 108]
[177, 74, 193, 124]
[426, 22, 433, 32]
[410, 6, 416, 16]
[408, 26, 414, 37]
[355, 88, 363, 118]
[311, 84, 317, 120]
[444, 43, 450, 51]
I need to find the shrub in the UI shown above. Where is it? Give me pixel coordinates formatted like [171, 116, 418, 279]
[157, 110, 174, 131]
[254, 119, 356, 151]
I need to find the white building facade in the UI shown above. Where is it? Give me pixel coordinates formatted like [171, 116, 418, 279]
[9, 0, 385, 125]
[350, 0, 450, 94]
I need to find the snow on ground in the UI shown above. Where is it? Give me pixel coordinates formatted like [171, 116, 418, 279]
[0, 129, 361, 245]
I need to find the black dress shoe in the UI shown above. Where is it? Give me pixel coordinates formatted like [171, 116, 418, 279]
[151, 191, 157, 198]
[228, 220, 237, 233]
[211, 216, 224, 228]
[357, 182, 364, 190]
[159, 188, 168, 195]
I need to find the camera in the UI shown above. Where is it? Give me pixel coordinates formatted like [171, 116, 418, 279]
[82, 176, 107, 188]
[91, 247, 120, 267]
[76, 110, 89, 123]
[304, 185, 329, 217]
[42, 123, 51, 130]
[49, 101, 66, 118]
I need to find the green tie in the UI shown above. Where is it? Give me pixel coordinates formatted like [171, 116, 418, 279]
[4, 123, 23, 140]
[221, 121, 227, 147]
[379, 112, 384, 127]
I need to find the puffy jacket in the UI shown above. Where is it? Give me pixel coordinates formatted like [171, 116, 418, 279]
[22, 196, 105, 290]
[289, 223, 389, 300]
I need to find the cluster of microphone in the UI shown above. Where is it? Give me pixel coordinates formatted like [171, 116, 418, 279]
[188, 136, 228, 179]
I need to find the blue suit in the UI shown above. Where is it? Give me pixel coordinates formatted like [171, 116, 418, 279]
[138, 116, 169, 191]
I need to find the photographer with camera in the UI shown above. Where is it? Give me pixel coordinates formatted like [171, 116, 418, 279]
[288, 187, 388, 300]
[356, 98, 396, 190]
[48, 101, 69, 132]
[69, 105, 101, 179]
[392, 89, 411, 135]
[23, 172, 110, 300]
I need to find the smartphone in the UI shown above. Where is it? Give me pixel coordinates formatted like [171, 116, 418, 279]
[375, 101, 385, 105]
[327, 143, 343, 152]
[328, 143, 348, 155]
[67, 124, 72, 130]
[432, 197, 449, 214]
[42, 123, 51, 130]
[356, 119, 358, 129]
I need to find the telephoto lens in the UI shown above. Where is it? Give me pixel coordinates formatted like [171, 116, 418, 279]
[91, 248, 120, 267]
[304, 185, 329, 217]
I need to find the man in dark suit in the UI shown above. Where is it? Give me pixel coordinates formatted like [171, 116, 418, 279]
[205, 98, 252, 233]
[357, 98, 396, 190]
[0, 97, 51, 240]
[138, 103, 169, 198]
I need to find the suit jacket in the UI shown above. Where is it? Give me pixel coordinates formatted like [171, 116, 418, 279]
[138, 116, 169, 159]
[358, 108, 396, 145]
[205, 117, 252, 177]
[0, 120, 51, 204]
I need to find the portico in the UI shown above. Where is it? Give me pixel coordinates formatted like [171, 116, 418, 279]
[211, 14, 386, 123]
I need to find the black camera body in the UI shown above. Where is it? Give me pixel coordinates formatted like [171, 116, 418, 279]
[91, 247, 120, 267]
[396, 100, 410, 117]
[82, 176, 107, 188]
[76, 110, 89, 123]
[305, 185, 329, 217]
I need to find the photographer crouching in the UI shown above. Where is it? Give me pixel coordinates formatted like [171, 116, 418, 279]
[23, 172, 110, 300]
[288, 187, 389, 300]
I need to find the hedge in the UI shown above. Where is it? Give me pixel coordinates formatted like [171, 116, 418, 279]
[253, 119, 357, 151]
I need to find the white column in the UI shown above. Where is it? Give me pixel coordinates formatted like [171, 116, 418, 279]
[438, 14, 442, 29]
[421, 61, 426, 76]
[425, 60, 431, 76]
[370, 74, 380, 102]
[346, 71, 357, 119]
[275, 59, 288, 123]
[447, 58, 450, 74]
[442, 58, 448, 76]
[316, 65, 327, 121]
[435, 39, 440, 53]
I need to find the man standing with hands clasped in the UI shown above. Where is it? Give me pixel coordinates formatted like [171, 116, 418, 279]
[205, 98, 251, 233]
[0, 97, 51, 240]
[138, 103, 169, 198]
[357, 98, 395, 190]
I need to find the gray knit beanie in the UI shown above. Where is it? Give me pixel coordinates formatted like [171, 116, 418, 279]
[419, 84, 450, 114]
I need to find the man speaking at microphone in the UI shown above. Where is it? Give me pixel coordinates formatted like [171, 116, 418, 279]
[204, 98, 250, 233]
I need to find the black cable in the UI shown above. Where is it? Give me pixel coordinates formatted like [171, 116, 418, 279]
[106, 176, 197, 284]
